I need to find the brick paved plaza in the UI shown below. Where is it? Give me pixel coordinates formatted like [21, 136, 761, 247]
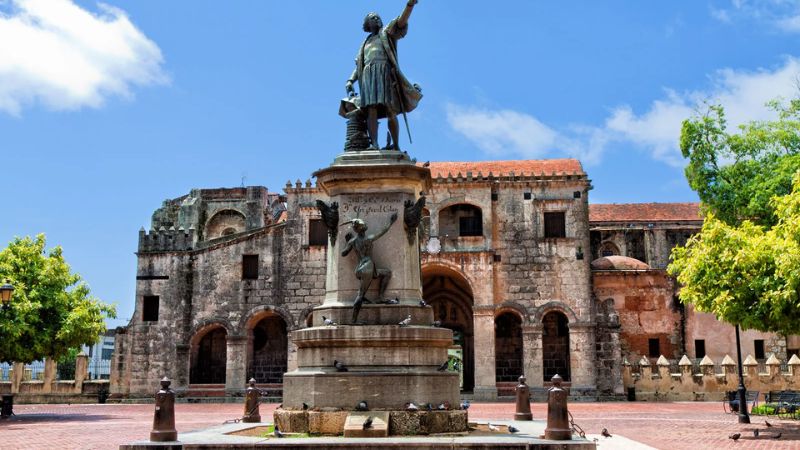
[0, 401, 798, 449]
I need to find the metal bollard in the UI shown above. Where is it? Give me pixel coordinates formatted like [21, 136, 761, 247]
[150, 377, 178, 442]
[242, 378, 261, 423]
[544, 374, 571, 440]
[514, 375, 532, 421]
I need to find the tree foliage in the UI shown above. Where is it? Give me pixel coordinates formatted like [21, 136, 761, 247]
[671, 98, 800, 334]
[0, 234, 116, 363]
[679, 99, 800, 227]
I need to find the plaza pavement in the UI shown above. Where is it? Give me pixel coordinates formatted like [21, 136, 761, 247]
[0, 401, 797, 450]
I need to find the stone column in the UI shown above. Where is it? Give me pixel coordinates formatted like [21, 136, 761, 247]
[11, 362, 24, 394]
[522, 324, 543, 388]
[75, 353, 89, 393]
[472, 307, 497, 400]
[42, 358, 56, 393]
[174, 344, 190, 389]
[225, 335, 248, 394]
[567, 322, 597, 389]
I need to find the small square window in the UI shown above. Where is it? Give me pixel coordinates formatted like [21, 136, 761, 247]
[142, 295, 159, 322]
[754, 339, 765, 359]
[491, 192, 498, 201]
[544, 212, 566, 238]
[242, 255, 259, 280]
[523, 192, 532, 200]
[648, 338, 660, 358]
[493, 254, 502, 262]
[308, 219, 328, 246]
[459, 216, 482, 237]
[695, 339, 706, 359]
[573, 191, 581, 199]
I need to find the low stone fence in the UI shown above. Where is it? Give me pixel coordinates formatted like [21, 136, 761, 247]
[624, 353, 800, 401]
[0, 354, 109, 404]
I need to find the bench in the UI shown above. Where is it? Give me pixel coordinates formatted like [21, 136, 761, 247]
[724, 390, 759, 414]
[764, 390, 800, 418]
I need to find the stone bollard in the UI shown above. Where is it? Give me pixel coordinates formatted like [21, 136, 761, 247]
[242, 378, 261, 423]
[514, 375, 532, 421]
[544, 374, 571, 440]
[150, 377, 178, 442]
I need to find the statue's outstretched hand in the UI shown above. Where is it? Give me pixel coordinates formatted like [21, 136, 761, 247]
[345, 81, 355, 96]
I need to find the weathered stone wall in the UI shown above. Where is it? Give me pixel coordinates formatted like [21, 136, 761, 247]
[592, 270, 682, 362]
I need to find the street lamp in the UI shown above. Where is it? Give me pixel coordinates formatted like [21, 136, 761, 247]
[0, 282, 13, 309]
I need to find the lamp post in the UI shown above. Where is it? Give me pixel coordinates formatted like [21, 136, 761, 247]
[734, 324, 750, 424]
[0, 282, 14, 419]
[0, 282, 13, 309]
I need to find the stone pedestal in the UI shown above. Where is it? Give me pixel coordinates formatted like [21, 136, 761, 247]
[278, 152, 466, 434]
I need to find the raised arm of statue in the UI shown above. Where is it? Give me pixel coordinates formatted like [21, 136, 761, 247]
[370, 213, 398, 241]
[341, 237, 354, 257]
[398, 0, 417, 29]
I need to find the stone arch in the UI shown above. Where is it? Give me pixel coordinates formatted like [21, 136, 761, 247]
[494, 310, 523, 383]
[189, 318, 235, 342]
[244, 308, 289, 384]
[422, 262, 475, 391]
[298, 306, 315, 328]
[240, 305, 296, 332]
[205, 209, 247, 240]
[541, 310, 571, 382]
[189, 322, 228, 384]
[531, 301, 579, 324]
[494, 301, 531, 323]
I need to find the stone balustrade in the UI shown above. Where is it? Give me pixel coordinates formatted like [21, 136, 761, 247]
[623, 353, 800, 401]
[0, 353, 109, 403]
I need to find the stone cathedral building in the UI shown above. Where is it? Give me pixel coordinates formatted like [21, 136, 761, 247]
[111, 158, 798, 400]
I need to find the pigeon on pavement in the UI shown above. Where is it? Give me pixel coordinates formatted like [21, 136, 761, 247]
[508, 425, 520, 433]
[386, 298, 399, 305]
[355, 401, 368, 411]
[773, 432, 782, 439]
[488, 423, 499, 432]
[406, 402, 419, 411]
[754, 429, 759, 437]
[419, 300, 427, 307]
[273, 426, 284, 438]
[302, 402, 308, 410]
[432, 320, 442, 327]
[399, 314, 412, 327]
[333, 360, 348, 372]
[601, 428, 612, 438]
[729, 433, 741, 441]
[363, 416, 373, 430]
[323, 316, 336, 326]
[437, 361, 448, 371]
[765, 420, 773, 428]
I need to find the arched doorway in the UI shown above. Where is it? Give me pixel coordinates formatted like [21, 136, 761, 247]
[495, 312, 523, 382]
[422, 265, 474, 391]
[247, 314, 288, 384]
[542, 311, 570, 382]
[190, 326, 227, 384]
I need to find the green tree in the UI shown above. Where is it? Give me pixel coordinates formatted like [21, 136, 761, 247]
[670, 98, 800, 334]
[679, 99, 800, 227]
[0, 234, 116, 363]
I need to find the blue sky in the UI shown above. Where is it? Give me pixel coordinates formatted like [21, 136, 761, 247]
[1, 0, 799, 326]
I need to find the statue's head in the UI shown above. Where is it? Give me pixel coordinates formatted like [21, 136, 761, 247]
[352, 219, 368, 233]
[363, 12, 383, 33]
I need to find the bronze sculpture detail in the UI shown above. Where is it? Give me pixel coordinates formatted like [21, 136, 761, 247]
[345, 0, 422, 150]
[341, 213, 398, 323]
[402, 196, 426, 245]
[315, 200, 340, 246]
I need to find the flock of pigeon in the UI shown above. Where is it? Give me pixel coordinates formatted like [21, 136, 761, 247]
[729, 420, 782, 441]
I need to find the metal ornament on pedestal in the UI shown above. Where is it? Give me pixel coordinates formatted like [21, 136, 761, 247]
[514, 375, 533, 421]
[544, 374, 572, 440]
[242, 378, 262, 423]
[150, 377, 178, 442]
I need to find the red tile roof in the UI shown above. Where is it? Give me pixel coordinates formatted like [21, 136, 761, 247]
[425, 159, 584, 178]
[589, 203, 701, 223]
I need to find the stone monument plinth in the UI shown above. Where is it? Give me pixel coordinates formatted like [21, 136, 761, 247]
[278, 150, 465, 434]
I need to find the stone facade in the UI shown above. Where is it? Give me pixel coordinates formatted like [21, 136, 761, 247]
[111, 159, 798, 401]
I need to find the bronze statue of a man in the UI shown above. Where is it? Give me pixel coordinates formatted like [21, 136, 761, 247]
[345, 0, 422, 150]
[341, 213, 398, 323]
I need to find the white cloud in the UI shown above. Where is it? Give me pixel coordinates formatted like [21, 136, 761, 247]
[711, 0, 800, 33]
[0, 0, 167, 115]
[447, 57, 800, 167]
